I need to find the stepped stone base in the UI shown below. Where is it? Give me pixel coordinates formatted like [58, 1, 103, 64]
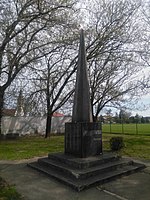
[28, 152, 145, 191]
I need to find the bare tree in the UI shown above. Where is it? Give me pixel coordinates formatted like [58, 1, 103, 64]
[137, 0, 150, 89]
[81, 0, 148, 120]
[44, 53, 77, 138]
[30, 46, 78, 137]
[0, 0, 78, 134]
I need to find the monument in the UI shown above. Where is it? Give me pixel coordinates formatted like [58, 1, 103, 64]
[28, 30, 145, 191]
[65, 29, 102, 158]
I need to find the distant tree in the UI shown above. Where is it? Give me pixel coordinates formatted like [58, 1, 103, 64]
[106, 109, 113, 133]
[119, 109, 132, 123]
[135, 114, 141, 123]
[99, 115, 104, 123]
[129, 116, 135, 123]
[114, 112, 120, 123]
[141, 116, 145, 123]
[145, 117, 150, 123]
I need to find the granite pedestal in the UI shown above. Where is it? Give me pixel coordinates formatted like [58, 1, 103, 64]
[65, 122, 102, 158]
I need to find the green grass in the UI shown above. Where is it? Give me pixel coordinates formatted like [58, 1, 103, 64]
[0, 136, 64, 160]
[102, 123, 150, 135]
[0, 134, 150, 160]
[0, 177, 23, 200]
[103, 133, 150, 160]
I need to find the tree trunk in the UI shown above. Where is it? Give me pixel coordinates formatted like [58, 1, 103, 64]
[45, 111, 52, 138]
[0, 88, 4, 135]
[93, 115, 97, 122]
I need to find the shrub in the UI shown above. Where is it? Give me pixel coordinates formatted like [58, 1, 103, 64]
[110, 137, 124, 151]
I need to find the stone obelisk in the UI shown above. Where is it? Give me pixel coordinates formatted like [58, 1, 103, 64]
[65, 29, 102, 158]
[72, 29, 93, 123]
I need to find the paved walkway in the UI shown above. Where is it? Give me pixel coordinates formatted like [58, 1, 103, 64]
[0, 157, 150, 200]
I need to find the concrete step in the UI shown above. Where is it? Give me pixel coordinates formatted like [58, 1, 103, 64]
[28, 161, 145, 191]
[48, 152, 120, 169]
[38, 157, 134, 180]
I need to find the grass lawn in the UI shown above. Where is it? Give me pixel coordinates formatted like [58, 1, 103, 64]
[0, 134, 150, 160]
[0, 136, 64, 160]
[102, 123, 150, 135]
[103, 133, 150, 160]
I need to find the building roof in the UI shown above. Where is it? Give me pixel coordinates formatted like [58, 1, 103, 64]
[52, 112, 64, 117]
[2, 109, 16, 116]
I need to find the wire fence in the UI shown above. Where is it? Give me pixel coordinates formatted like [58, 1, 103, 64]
[102, 123, 150, 135]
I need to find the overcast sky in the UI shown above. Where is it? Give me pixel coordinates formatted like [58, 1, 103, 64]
[132, 94, 150, 116]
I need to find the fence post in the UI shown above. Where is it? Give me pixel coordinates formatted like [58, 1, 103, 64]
[110, 120, 112, 134]
[136, 123, 138, 135]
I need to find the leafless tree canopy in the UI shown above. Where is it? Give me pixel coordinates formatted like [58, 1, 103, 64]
[0, 0, 78, 134]
[0, 0, 150, 135]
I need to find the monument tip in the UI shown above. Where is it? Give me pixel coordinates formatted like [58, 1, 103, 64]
[79, 24, 84, 31]
[72, 26, 93, 123]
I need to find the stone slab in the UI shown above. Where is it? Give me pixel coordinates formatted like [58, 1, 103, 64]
[48, 152, 119, 169]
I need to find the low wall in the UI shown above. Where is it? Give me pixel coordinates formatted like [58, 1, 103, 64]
[1, 116, 71, 135]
